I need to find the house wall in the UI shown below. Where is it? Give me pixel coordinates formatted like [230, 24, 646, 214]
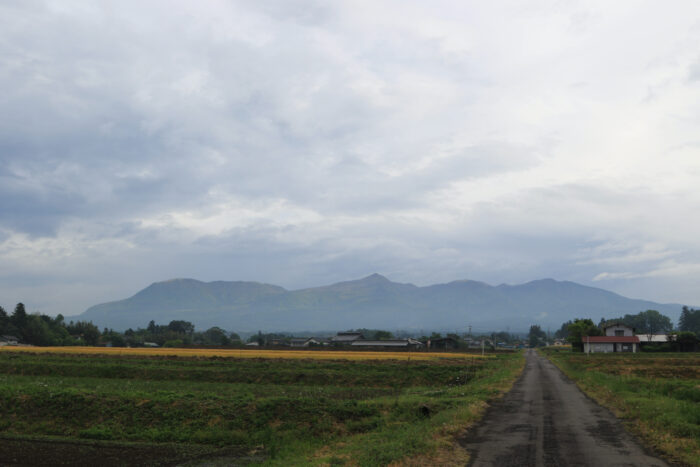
[584, 342, 615, 353]
[583, 341, 638, 353]
[604, 325, 633, 337]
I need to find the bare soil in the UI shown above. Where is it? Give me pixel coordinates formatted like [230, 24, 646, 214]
[460, 350, 671, 467]
[0, 437, 254, 466]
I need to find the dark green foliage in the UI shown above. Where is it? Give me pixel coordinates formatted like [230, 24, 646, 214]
[528, 325, 546, 347]
[566, 318, 603, 351]
[11, 303, 28, 332]
[554, 320, 572, 339]
[679, 306, 700, 335]
[672, 331, 699, 352]
[198, 327, 231, 345]
[0, 304, 240, 349]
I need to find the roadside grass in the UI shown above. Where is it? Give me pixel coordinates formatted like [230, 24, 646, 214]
[0, 350, 524, 465]
[541, 348, 700, 466]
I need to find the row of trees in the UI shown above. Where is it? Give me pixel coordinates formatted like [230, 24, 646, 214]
[0, 303, 240, 348]
[0, 303, 101, 346]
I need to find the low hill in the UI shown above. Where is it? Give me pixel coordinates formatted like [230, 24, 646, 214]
[76, 274, 683, 332]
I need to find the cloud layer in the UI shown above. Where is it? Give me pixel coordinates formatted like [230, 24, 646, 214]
[2, 1, 700, 319]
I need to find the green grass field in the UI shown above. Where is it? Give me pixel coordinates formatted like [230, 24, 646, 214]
[0, 350, 523, 466]
[541, 349, 700, 466]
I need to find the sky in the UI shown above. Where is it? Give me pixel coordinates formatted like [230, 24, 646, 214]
[2, 0, 700, 318]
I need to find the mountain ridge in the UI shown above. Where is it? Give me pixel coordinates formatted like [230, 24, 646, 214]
[75, 274, 685, 332]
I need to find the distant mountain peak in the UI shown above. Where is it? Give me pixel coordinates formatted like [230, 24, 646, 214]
[361, 273, 390, 282]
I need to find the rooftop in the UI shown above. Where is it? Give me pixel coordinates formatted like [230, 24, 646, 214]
[584, 336, 640, 343]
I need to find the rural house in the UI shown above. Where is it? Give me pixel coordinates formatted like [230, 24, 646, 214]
[583, 323, 639, 353]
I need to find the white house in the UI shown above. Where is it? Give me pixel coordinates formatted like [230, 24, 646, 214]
[583, 323, 639, 353]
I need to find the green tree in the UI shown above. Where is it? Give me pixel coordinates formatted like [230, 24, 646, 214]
[0, 306, 9, 335]
[168, 320, 194, 336]
[635, 310, 673, 339]
[554, 321, 572, 339]
[672, 331, 699, 352]
[528, 325, 547, 347]
[22, 315, 54, 346]
[66, 321, 101, 346]
[566, 319, 602, 352]
[201, 327, 230, 345]
[679, 306, 700, 334]
[11, 303, 28, 333]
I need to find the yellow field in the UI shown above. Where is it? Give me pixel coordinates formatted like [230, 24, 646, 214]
[0, 346, 491, 361]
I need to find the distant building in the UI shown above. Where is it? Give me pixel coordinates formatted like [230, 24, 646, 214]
[350, 338, 424, 349]
[289, 338, 321, 347]
[635, 334, 672, 344]
[269, 339, 289, 347]
[583, 324, 639, 353]
[330, 332, 364, 345]
[428, 337, 458, 350]
[0, 335, 19, 346]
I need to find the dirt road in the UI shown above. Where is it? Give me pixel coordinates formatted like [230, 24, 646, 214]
[461, 350, 669, 467]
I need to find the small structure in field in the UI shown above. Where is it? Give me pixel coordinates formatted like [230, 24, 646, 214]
[583, 323, 639, 353]
[350, 338, 424, 349]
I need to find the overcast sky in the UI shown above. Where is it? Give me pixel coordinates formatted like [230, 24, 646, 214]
[2, 1, 700, 318]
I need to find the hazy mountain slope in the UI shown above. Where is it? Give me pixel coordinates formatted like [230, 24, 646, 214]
[80, 278, 287, 330]
[75, 275, 684, 332]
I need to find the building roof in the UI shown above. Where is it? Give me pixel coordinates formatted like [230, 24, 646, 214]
[636, 334, 672, 343]
[331, 333, 364, 342]
[351, 339, 423, 347]
[584, 336, 639, 343]
[602, 322, 634, 331]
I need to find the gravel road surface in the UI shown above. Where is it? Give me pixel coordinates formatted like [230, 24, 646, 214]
[461, 349, 669, 467]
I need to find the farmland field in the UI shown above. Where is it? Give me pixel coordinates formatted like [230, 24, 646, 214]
[0, 346, 490, 361]
[542, 349, 700, 466]
[0, 348, 523, 466]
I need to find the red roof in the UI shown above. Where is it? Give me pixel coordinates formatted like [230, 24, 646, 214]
[584, 336, 639, 343]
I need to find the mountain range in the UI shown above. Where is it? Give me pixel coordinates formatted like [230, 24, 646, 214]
[75, 274, 685, 333]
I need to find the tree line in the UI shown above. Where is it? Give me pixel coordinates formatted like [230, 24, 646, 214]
[0, 303, 239, 347]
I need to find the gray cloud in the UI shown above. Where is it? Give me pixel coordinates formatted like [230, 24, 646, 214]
[2, 1, 700, 316]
